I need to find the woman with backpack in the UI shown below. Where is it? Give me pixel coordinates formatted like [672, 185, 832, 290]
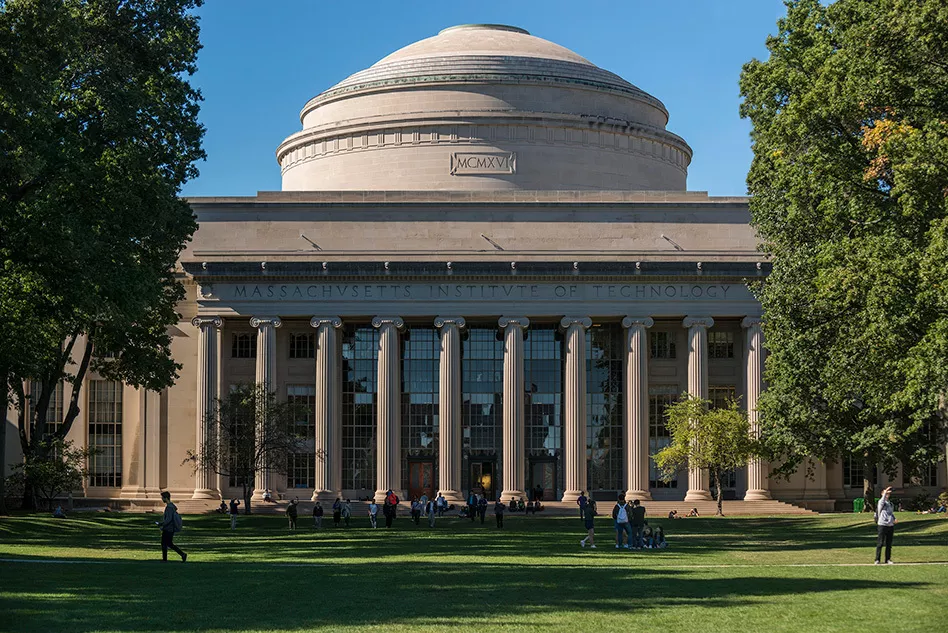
[580, 498, 597, 548]
[612, 496, 632, 549]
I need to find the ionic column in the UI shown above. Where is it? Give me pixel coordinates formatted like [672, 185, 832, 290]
[623, 316, 654, 501]
[499, 316, 529, 502]
[683, 316, 713, 501]
[742, 317, 771, 500]
[251, 316, 281, 500]
[373, 316, 404, 503]
[435, 316, 466, 504]
[191, 316, 223, 500]
[311, 317, 343, 502]
[561, 317, 592, 503]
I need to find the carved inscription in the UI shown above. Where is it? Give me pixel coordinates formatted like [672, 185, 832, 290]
[451, 152, 516, 175]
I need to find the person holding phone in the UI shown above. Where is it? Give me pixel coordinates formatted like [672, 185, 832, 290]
[874, 486, 897, 564]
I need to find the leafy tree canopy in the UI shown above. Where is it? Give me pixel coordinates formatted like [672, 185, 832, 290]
[0, 0, 205, 478]
[739, 0, 948, 479]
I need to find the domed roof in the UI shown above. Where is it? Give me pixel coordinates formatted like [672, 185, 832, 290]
[378, 24, 593, 66]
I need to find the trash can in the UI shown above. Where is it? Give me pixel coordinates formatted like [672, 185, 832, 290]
[853, 497, 864, 513]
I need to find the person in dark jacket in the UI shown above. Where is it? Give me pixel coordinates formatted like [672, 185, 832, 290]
[468, 491, 478, 522]
[157, 491, 186, 562]
[286, 497, 299, 530]
[494, 500, 505, 528]
[478, 495, 488, 524]
[629, 499, 647, 549]
[332, 498, 342, 527]
[229, 498, 240, 530]
[313, 501, 324, 528]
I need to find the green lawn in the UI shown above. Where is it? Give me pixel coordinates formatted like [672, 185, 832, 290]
[1, 512, 947, 632]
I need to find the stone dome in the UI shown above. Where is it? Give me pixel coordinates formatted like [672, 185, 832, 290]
[277, 24, 692, 191]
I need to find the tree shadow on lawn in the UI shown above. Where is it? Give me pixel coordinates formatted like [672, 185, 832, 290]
[0, 561, 928, 632]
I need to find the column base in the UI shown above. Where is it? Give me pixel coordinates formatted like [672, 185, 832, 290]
[743, 489, 772, 501]
[500, 489, 526, 503]
[250, 489, 270, 502]
[119, 486, 147, 499]
[311, 490, 340, 503]
[438, 489, 465, 505]
[625, 489, 652, 501]
[191, 488, 220, 500]
[684, 489, 713, 502]
[561, 490, 585, 503]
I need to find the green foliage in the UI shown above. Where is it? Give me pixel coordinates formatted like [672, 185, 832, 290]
[739, 0, 948, 479]
[0, 0, 205, 478]
[184, 384, 309, 514]
[653, 395, 760, 515]
[6, 439, 92, 510]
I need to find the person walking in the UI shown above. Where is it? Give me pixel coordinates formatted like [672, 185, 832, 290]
[580, 498, 598, 548]
[229, 498, 240, 530]
[875, 486, 898, 564]
[410, 498, 422, 525]
[467, 491, 477, 522]
[368, 500, 379, 528]
[157, 491, 187, 562]
[577, 491, 588, 520]
[342, 499, 352, 528]
[478, 495, 488, 524]
[286, 497, 299, 530]
[384, 489, 399, 528]
[612, 496, 632, 549]
[630, 499, 647, 549]
[494, 499, 505, 529]
[436, 492, 446, 517]
[332, 497, 342, 527]
[427, 498, 437, 528]
[313, 501, 324, 529]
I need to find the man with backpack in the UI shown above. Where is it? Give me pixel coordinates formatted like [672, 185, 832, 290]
[157, 491, 187, 562]
[612, 495, 632, 550]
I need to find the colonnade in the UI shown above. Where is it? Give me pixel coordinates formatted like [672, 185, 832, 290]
[191, 314, 769, 503]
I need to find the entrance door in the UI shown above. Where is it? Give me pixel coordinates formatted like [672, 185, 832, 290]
[408, 461, 434, 500]
[530, 459, 556, 501]
[470, 461, 496, 500]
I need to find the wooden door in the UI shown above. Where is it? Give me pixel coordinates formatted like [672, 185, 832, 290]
[408, 461, 434, 500]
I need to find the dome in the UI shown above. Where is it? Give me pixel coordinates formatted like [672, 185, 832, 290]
[277, 25, 692, 191]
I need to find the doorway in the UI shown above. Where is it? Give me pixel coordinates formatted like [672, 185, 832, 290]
[408, 460, 434, 500]
[470, 460, 496, 500]
[529, 457, 557, 501]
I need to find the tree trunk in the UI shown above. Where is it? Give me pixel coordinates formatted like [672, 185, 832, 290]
[243, 484, 252, 515]
[714, 471, 724, 516]
[0, 371, 8, 515]
[862, 455, 875, 513]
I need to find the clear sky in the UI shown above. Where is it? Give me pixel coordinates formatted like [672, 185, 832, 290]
[181, 0, 788, 198]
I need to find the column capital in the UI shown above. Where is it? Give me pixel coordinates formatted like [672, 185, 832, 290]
[621, 316, 654, 329]
[559, 316, 592, 331]
[498, 316, 530, 329]
[434, 316, 467, 329]
[191, 316, 223, 329]
[310, 316, 343, 329]
[250, 316, 282, 329]
[683, 316, 714, 330]
[372, 316, 405, 330]
[741, 316, 763, 330]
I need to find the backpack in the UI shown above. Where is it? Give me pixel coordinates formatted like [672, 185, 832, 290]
[616, 504, 628, 523]
[172, 509, 183, 533]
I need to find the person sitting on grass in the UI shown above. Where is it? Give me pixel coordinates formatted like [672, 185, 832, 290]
[52, 505, 66, 519]
[508, 498, 517, 512]
[525, 500, 535, 515]
[517, 498, 525, 512]
[668, 509, 679, 519]
[642, 525, 654, 549]
[216, 501, 227, 514]
[653, 525, 667, 549]
[687, 507, 699, 517]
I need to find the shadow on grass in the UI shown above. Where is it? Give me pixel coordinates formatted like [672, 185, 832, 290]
[0, 561, 929, 632]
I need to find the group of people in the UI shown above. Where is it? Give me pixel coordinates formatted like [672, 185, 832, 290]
[575, 491, 668, 550]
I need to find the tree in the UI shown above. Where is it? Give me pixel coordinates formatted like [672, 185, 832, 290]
[184, 384, 308, 514]
[6, 439, 93, 511]
[739, 0, 948, 488]
[0, 0, 205, 507]
[653, 395, 759, 516]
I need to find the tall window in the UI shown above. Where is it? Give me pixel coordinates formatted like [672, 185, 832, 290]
[88, 380, 122, 487]
[843, 455, 878, 488]
[289, 333, 315, 359]
[286, 385, 315, 489]
[524, 325, 564, 497]
[586, 324, 623, 492]
[650, 331, 676, 359]
[649, 385, 679, 488]
[28, 381, 64, 442]
[708, 331, 735, 359]
[708, 385, 738, 488]
[342, 326, 378, 491]
[232, 333, 257, 358]
[401, 327, 440, 485]
[461, 327, 503, 495]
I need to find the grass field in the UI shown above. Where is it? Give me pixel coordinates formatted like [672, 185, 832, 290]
[1, 511, 947, 632]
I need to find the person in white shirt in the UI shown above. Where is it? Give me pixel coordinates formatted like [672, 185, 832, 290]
[874, 486, 897, 564]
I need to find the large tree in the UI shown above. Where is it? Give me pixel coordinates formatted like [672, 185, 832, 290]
[739, 0, 948, 492]
[0, 0, 204, 509]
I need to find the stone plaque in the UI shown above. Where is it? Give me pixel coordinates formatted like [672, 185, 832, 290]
[450, 152, 516, 175]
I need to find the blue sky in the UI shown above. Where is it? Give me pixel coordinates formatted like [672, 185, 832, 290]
[181, 0, 788, 197]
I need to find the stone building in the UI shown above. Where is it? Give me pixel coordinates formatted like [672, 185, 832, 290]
[6, 25, 943, 510]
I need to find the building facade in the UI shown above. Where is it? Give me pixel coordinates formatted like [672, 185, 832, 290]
[5, 25, 943, 509]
